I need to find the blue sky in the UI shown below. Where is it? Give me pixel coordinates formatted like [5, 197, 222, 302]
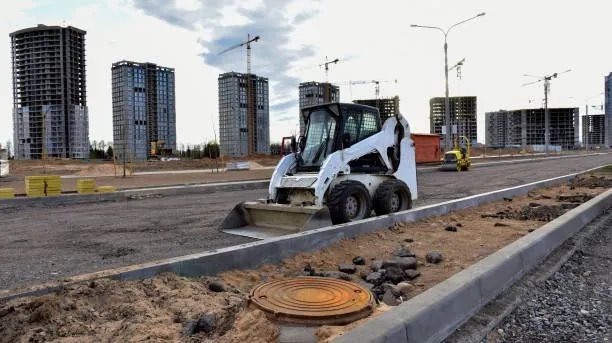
[1, 0, 611, 148]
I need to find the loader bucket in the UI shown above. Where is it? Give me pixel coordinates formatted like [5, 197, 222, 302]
[219, 201, 333, 239]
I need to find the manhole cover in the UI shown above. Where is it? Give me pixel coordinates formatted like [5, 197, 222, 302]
[249, 277, 375, 325]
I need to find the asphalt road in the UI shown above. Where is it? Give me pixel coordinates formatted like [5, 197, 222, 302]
[0, 154, 609, 290]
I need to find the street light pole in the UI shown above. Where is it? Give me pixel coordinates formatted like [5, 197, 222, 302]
[411, 12, 486, 152]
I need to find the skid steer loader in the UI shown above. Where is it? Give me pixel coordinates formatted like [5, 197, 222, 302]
[219, 103, 418, 239]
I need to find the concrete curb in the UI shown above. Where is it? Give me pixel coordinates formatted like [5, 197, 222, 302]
[1, 165, 607, 302]
[333, 191, 612, 343]
[0, 179, 269, 210]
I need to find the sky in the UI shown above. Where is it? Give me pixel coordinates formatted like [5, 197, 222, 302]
[1, 0, 611, 149]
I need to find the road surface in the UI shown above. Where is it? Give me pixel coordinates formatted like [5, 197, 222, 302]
[0, 154, 609, 290]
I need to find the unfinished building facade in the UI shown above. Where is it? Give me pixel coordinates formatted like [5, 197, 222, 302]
[605, 73, 612, 147]
[353, 96, 400, 124]
[298, 82, 340, 135]
[218, 72, 269, 157]
[111, 61, 176, 161]
[485, 108, 579, 150]
[11, 25, 89, 160]
[582, 114, 605, 147]
[429, 96, 477, 146]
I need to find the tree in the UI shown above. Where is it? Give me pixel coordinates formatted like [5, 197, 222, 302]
[106, 146, 114, 159]
[5, 140, 12, 159]
[204, 141, 220, 159]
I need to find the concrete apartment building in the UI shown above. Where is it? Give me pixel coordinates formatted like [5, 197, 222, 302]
[605, 73, 612, 147]
[111, 61, 176, 161]
[354, 96, 400, 124]
[485, 108, 579, 150]
[10, 24, 89, 160]
[582, 114, 606, 147]
[218, 72, 269, 157]
[430, 96, 477, 145]
[298, 82, 339, 135]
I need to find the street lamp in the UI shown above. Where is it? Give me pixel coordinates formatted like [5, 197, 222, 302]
[411, 12, 486, 152]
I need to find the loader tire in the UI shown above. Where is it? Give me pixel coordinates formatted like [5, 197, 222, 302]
[328, 180, 372, 225]
[373, 179, 412, 215]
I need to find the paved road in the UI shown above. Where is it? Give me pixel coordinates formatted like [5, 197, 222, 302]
[0, 154, 609, 290]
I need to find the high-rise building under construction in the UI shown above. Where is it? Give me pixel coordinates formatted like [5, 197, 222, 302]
[218, 72, 269, 157]
[298, 82, 340, 135]
[605, 73, 612, 147]
[10, 24, 89, 160]
[429, 96, 477, 146]
[111, 60, 176, 161]
[354, 96, 400, 124]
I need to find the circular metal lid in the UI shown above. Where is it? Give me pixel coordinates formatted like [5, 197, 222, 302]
[249, 277, 375, 325]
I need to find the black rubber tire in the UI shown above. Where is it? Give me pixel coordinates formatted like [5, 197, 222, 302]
[327, 180, 372, 225]
[373, 179, 412, 215]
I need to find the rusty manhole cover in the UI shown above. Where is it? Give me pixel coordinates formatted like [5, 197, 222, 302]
[249, 277, 375, 325]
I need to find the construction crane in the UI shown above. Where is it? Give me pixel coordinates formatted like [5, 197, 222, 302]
[449, 58, 465, 80]
[217, 34, 261, 155]
[346, 79, 398, 99]
[522, 69, 572, 155]
[319, 56, 340, 82]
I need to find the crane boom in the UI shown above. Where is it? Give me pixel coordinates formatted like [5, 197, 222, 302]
[217, 34, 260, 75]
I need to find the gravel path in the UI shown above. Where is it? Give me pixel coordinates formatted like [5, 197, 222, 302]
[485, 211, 611, 343]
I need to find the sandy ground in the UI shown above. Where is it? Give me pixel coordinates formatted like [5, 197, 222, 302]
[0, 177, 608, 343]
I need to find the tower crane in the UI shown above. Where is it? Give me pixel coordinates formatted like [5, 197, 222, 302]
[319, 56, 341, 82]
[340, 79, 398, 99]
[449, 58, 465, 80]
[217, 34, 261, 155]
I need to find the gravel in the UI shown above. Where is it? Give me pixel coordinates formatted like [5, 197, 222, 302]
[483, 212, 611, 343]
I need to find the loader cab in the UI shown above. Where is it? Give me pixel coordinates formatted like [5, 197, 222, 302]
[297, 103, 383, 172]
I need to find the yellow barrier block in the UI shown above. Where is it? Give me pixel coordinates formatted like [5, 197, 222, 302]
[0, 188, 15, 199]
[77, 179, 96, 194]
[44, 175, 62, 196]
[25, 176, 45, 197]
[96, 186, 116, 193]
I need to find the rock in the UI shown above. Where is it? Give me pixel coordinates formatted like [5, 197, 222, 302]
[321, 271, 352, 281]
[393, 246, 415, 258]
[296, 271, 312, 277]
[384, 267, 405, 284]
[359, 270, 369, 280]
[382, 289, 402, 306]
[503, 197, 513, 202]
[445, 226, 457, 232]
[528, 229, 535, 233]
[529, 202, 542, 208]
[494, 222, 509, 227]
[456, 223, 463, 227]
[352, 256, 365, 265]
[303, 263, 315, 275]
[426, 252, 443, 264]
[197, 314, 216, 333]
[382, 257, 417, 270]
[582, 271, 592, 277]
[208, 280, 230, 293]
[378, 269, 386, 275]
[371, 260, 383, 272]
[338, 264, 357, 274]
[403, 238, 414, 243]
[183, 320, 198, 336]
[396, 282, 415, 296]
[580, 309, 590, 315]
[365, 272, 384, 285]
[404, 269, 420, 280]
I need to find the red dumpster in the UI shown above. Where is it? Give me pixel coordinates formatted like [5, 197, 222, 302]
[411, 133, 441, 163]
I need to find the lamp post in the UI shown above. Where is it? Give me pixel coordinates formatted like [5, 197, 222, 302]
[411, 12, 486, 152]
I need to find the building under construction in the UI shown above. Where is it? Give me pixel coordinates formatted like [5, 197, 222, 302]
[298, 82, 339, 135]
[582, 114, 606, 147]
[485, 108, 579, 150]
[430, 96, 477, 145]
[10, 24, 89, 160]
[218, 72, 269, 157]
[605, 73, 612, 147]
[353, 96, 400, 124]
[111, 60, 176, 161]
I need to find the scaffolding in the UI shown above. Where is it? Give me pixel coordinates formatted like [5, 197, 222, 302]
[353, 96, 400, 124]
[430, 96, 477, 145]
[10, 25, 88, 160]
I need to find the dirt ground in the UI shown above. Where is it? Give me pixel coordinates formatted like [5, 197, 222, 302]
[0, 176, 608, 343]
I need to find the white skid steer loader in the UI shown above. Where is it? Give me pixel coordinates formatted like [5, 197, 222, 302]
[219, 103, 417, 239]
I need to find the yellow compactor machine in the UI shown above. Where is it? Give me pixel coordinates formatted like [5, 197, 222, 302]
[441, 136, 471, 172]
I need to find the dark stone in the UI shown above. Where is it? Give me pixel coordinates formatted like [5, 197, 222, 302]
[384, 267, 405, 284]
[445, 226, 457, 232]
[208, 280, 230, 293]
[303, 263, 315, 276]
[297, 271, 312, 277]
[365, 272, 384, 285]
[503, 197, 513, 202]
[88, 281, 97, 288]
[197, 314, 216, 333]
[338, 264, 357, 274]
[183, 320, 198, 336]
[426, 252, 443, 264]
[382, 257, 418, 270]
[321, 271, 352, 281]
[393, 246, 415, 258]
[494, 222, 509, 227]
[378, 269, 386, 275]
[404, 269, 420, 280]
[352, 256, 365, 265]
[371, 260, 383, 272]
[382, 289, 402, 306]
[529, 202, 542, 208]
[528, 229, 535, 233]
[456, 223, 463, 227]
[403, 238, 414, 243]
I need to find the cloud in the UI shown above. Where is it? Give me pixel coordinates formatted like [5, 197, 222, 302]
[132, 0, 321, 121]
